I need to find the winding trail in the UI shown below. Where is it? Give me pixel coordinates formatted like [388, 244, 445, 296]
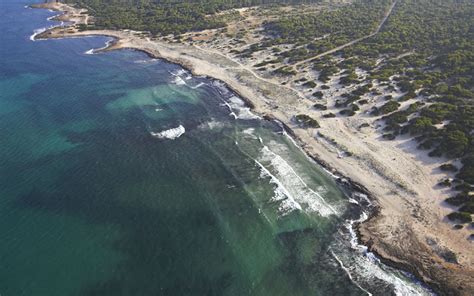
[293, 0, 397, 67]
[192, 44, 309, 100]
[192, 0, 398, 100]
[31, 2, 474, 294]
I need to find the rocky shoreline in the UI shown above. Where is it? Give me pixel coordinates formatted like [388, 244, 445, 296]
[30, 2, 474, 295]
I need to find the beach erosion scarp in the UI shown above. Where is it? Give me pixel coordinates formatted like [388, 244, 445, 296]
[30, 2, 474, 295]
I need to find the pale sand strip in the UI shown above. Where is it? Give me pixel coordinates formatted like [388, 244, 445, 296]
[31, 2, 474, 294]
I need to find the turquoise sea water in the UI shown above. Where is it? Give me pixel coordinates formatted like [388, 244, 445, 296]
[0, 1, 433, 295]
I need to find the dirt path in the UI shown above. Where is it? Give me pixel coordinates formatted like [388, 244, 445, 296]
[294, 0, 397, 66]
[31, 2, 474, 294]
[193, 44, 308, 99]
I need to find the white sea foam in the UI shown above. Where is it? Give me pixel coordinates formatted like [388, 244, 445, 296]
[327, 205, 433, 296]
[212, 80, 230, 95]
[348, 198, 360, 204]
[256, 145, 337, 217]
[207, 120, 225, 130]
[198, 119, 225, 130]
[191, 82, 205, 89]
[331, 250, 374, 296]
[84, 39, 113, 55]
[171, 76, 186, 85]
[210, 80, 259, 120]
[29, 27, 47, 41]
[241, 128, 259, 141]
[168, 69, 187, 85]
[29, 11, 67, 42]
[150, 125, 185, 140]
[242, 128, 255, 135]
[134, 58, 158, 64]
[346, 211, 369, 251]
[335, 245, 431, 296]
[172, 69, 187, 76]
[169, 69, 208, 88]
[255, 158, 303, 215]
[225, 96, 259, 120]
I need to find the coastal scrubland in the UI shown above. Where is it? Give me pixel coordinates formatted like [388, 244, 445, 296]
[66, 0, 473, 234]
[34, 0, 474, 294]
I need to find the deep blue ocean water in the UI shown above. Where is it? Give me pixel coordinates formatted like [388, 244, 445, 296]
[0, 1, 433, 295]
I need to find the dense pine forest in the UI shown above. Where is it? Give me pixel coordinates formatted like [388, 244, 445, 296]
[66, 0, 324, 34]
[65, 0, 473, 224]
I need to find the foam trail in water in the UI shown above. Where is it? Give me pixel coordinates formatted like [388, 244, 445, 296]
[237, 118, 429, 294]
[173, 76, 186, 85]
[327, 203, 433, 296]
[210, 80, 260, 120]
[168, 69, 188, 86]
[30, 27, 47, 41]
[242, 128, 257, 138]
[150, 125, 185, 140]
[253, 143, 337, 217]
[134, 58, 158, 64]
[171, 69, 187, 76]
[84, 39, 113, 55]
[191, 82, 205, 89]
[198, 119, 225, 130]
[212, 80, 231, 96]
[331, 250, 373, 296]
[255, 158, 303, 215]
[219, 96, 259, 120]
[29, 10, 66, 42]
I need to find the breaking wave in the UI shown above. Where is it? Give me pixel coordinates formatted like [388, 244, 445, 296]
[150, 125, 185, 140]
[30, 27, 47, 41]
[212, 80, 231, 96]
[198, 119, 225, 130]
[134, 58, 159, 64]
[171, 75, 186, 86]
[169, 69, 188, 86]
[210, 80, 259, 120]
[29, 10, 65, 42]
[83, 39, 114, 55]
[169, 69, 206, 89]
[191, 82, 205, 89]
[327, 194, 433, 296]
[219, 96, 259, 120]
[241, 125, 432, 295]
[256, 144, 338, 217]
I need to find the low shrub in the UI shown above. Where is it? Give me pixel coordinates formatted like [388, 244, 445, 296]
[447, 212, 472, 223]
[323, 113, 336, 118]
[313, 104, 327, 110]
[440, 163, 458, 172]
[294, 114, 320, 128]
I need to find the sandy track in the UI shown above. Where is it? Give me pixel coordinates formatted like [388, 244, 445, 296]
[294, 0, 398, 66]
[32, 2, 474, 295]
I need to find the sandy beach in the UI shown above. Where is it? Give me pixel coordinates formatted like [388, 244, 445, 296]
[31, 2, 474, 294]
